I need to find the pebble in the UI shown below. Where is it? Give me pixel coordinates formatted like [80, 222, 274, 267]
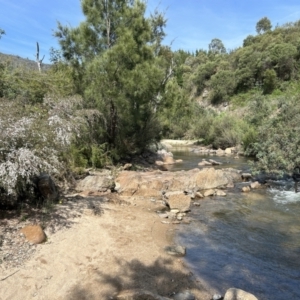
[174, 291, 195, 300]
[157, 213, 169, 219]
[164, 245, 186, 257]
[161, 220, 170, 224]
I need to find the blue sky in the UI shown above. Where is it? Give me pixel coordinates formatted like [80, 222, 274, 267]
[1, 0, 300, 63]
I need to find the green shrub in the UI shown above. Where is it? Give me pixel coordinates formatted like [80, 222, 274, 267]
[207, 114, 248, 149]
[91, 144, 112, 168]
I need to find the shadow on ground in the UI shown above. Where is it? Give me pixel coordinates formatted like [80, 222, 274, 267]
[66, 256, 208, 300]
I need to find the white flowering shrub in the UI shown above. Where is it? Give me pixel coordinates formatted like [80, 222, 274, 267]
[0, 95, 96, 199]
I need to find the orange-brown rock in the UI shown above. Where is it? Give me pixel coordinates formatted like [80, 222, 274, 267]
[163, 156, 176, 165]
[242, 186, 251, 192]
[166, 193, 191, 212]
[203, 189, 215, 197]
[194, 168, 235, 190]
[115, 168, 241, 199]
[216, 189, 227, 196]
[250, 181, 261, 189]
[20, 225, 46, 244]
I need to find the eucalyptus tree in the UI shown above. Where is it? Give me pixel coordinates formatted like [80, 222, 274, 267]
[256, 17, 272, 34]
[208, 38, 226, 54]
[54, 0, 171, 155]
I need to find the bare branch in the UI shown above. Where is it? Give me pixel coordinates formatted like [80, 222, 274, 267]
[35, 42, 45, 72]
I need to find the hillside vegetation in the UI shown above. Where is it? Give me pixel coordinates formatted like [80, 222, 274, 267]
[1, 1, 300, 201]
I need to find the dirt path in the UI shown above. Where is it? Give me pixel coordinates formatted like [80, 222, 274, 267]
[0, 196, 212, 300]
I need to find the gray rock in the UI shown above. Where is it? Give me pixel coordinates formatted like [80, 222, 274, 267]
[76, 173, 114, 192]
[203, 189, 215, 197]
[212, 294, 223, 300]
[164, 245, 186, 257]
[224, 288, 258, 300]
[174, 291, 195, 300]
[209, 159, 222, 165]
[157, 213, 169, 219]
[241, 173, 252, 181]
[215, 189, 227, 196]
[115, 289, 171, 300]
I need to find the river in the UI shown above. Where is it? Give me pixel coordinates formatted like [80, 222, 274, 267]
[170, 149, 300, 299]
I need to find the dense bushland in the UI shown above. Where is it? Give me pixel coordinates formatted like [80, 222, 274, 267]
[1, 9, 300, 200]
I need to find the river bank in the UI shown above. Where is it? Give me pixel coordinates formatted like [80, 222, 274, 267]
[1, 142, 260, 300]
[0, 193, 214, 300]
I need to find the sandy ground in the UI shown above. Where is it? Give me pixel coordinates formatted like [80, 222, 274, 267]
[0, 195, 213, 300]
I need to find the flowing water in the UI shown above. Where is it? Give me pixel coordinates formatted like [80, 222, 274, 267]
[170, 149, 300, 299]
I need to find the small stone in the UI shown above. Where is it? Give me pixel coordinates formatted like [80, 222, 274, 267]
[241, 173, 252, 181]
[204, 189, 215, 197]
[242, 186, 251, 193]
[172, 221, 181, 224]
[164, 245, 186, 257]
[174, 291, 195, 300]
[193, 202, 201, 206]
[250, 181, 261, 189]
[157, 213, 169, 219]
[195, 192, 203, 198]
[213, 294, 222, 300]
[215, 190, 227, 196]
[177, 214, 183, 221]
[209, 159, 222, 165]
[198, 160, 212, 166]
[116, 289, 170, 300]
[161, 221, 170, 224]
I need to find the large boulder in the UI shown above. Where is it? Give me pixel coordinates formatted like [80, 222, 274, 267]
[115, 168, 241, 199]
[76, 171, 115, 193]
[194, 168, 239, 190]
[224, 288, 258, 300]
[115, 171, 165, 197]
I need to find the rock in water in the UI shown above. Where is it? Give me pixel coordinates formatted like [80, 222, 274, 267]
[164, 245, 186, 257]
[174, 291, 195, 300]
[224, 288, 258, 300]
[115, 289, 171, 300]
